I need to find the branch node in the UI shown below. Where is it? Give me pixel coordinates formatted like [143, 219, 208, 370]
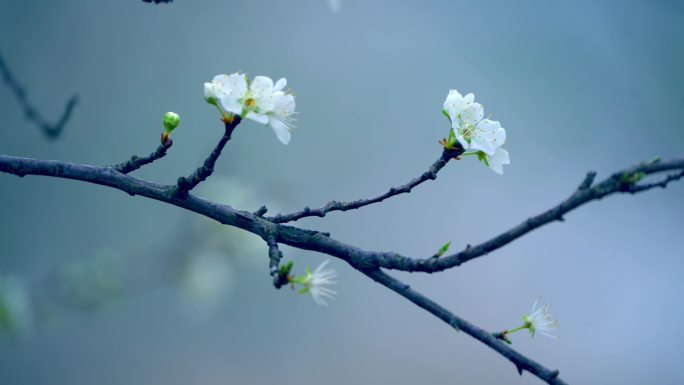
[254, 206, 268, 217]
[578, 171, 597, 190]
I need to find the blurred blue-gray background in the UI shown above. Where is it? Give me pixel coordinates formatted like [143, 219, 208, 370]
[1, 0, 683, 384]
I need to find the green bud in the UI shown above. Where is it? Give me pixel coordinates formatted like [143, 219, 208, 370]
[205, 96, 218, 106]
[278, 260, 294, 275]
[442, 109, 451, 121]
[436, 240, 451, 257]
[476, 151, 490, 166]
[163, 112, 180, 134]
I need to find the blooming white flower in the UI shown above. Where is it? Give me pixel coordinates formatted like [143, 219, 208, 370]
[300, 260, 337, 306]
[442, 90, 506, 155]
[524, 297, 558, 339]
[204, 73, 296, 145]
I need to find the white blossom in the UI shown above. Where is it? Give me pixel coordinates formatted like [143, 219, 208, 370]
[524, 297, 558, 339]
[301, 260, 337, 306]
[442, 90, 506, 155]
[205, 73, 296, 145]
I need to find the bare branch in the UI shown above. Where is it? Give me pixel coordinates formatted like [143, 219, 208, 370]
[0, 52, 78, 140]
[269, 147, 463, 223]
[1, 152, 682, 385]
[363, 268, 567, 385]
[372, 157, 684, 272]
[113, 139, 173, 174]
[173, 117, 241, 197]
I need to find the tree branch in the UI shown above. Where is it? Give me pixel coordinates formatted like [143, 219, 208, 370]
[269, 147, 463, 223]
[173, 117, 241, 197]
[113, 139, 173, 174]
[0, 52, 78, 140]
[371, 158, 684, 272]
[363, 268, 566, 385]
[1, 151, 682, 385]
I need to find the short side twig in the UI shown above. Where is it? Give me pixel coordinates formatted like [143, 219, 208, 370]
[173, 117, 241, 198]
[0, 52, 78, 140]
[269, 147, 463, 223]
[113, 140, 173, 174]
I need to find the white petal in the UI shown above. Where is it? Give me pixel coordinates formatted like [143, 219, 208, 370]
[477, 119, 506, 147]
[273, 78, 287, 92]
[204, 82, 216, 100]
[244, 111, 269, 125]
[455, 132, 470, 150]
[489, 164, 504, 174]
[226, 73, 248, 97]
[489, 148, 510, 166]
[443, 90, 465, 118]
[250, 76, 274, 100]
[219, 96, 243, 115]
[269, 118, 291, 145]
[272, 93, 296, 117]
[459, 102, 484, 125]
[469, 137, 496, 155]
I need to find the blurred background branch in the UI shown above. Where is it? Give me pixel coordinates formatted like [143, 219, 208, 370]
[0, 51, 78, 140]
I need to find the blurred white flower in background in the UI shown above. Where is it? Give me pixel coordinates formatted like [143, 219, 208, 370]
[205, 73, 296, 144]
[0, 274, 34, 335]
[178, 250, 235, 313]
[193, 177, 271, 269]
[55, 249, 125, 312]
[327, 0, 341, 12]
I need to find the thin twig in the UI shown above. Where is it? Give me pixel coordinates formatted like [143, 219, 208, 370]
[269, 147, 463, 223]
[173, 117, 241, 198]
[113, 140, 173, 174]
[0, 52, 78, 140]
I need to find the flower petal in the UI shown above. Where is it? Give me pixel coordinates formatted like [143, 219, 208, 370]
[244, 111, 269, 125]
[219, 96, 243, 115]
[269, 118, 291, 145]
[250, 76, 274, 100]
[273, 78, 287, 92]
[272, 93, 296, 117]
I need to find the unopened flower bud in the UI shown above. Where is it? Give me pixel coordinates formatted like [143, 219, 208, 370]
[163, 112, 180, 134]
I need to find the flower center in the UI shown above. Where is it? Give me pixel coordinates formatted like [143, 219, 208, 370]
[245, 98, 256, 108]
[459, 122, 479, 142]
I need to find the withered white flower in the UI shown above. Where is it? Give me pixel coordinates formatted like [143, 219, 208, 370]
[300, 260, 337, 306]
[525, 297, 559, 339]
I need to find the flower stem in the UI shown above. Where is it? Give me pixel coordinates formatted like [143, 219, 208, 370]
[506, 323, 529, 334]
